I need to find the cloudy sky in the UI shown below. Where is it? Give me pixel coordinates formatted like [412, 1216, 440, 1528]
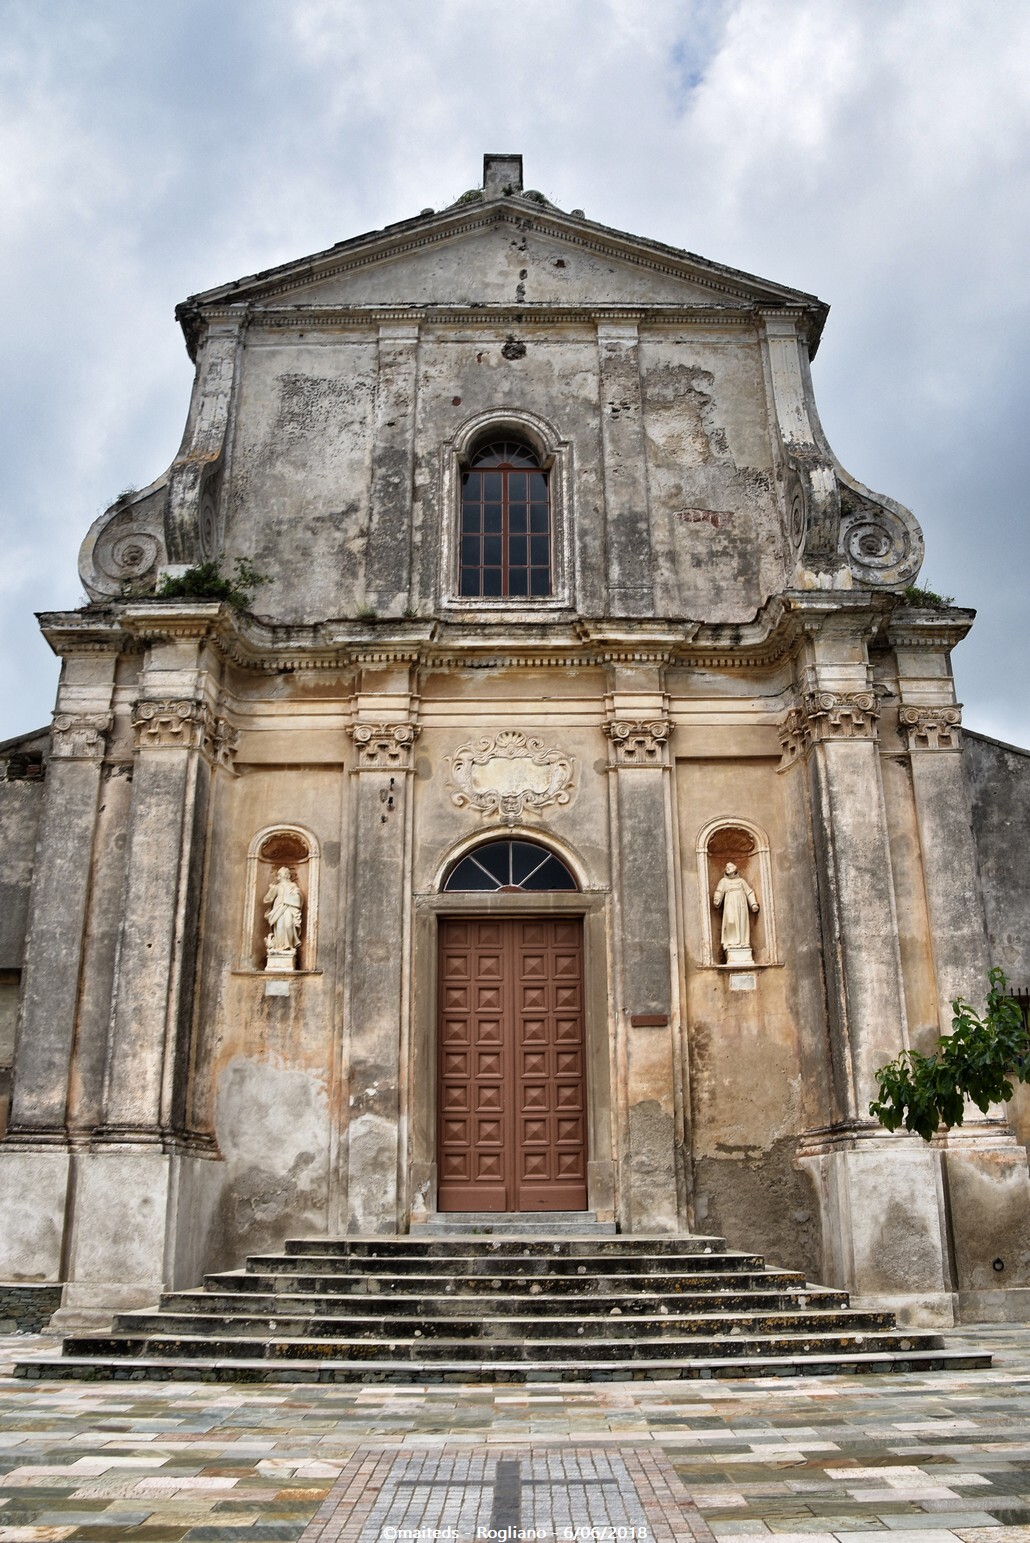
[2, 0, 1028, 746]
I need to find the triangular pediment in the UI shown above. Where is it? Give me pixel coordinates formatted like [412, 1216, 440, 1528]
[178, 198, 826, 339]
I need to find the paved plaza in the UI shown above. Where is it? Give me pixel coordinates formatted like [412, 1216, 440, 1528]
[1, 1328, 1029, 1542]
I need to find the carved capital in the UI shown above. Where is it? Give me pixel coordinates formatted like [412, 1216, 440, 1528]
[604, 719, 673, 765]
[898, 704, 962, 751]
[50, 712, 112, 761]
[348, 721, 421, 769]
[778, 691, 879, 766]
[132, 699, 237, 767]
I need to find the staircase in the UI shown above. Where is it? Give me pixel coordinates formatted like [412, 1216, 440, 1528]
[15, 1231, 989, 1383]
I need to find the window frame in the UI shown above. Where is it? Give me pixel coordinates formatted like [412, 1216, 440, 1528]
[439, 409, 573, 613]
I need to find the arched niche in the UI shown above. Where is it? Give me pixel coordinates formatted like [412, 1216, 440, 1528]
[242, 825, 320, 972]
[695, 817, 777, 968]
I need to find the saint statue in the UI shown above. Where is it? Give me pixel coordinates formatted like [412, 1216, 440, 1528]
[263, 866, 303, 969]
[712, 861, 760, 964]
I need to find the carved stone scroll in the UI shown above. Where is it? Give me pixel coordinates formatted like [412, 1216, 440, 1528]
[603, 719, 672, 765]
[347, 721, 421, 769]
[898, 704, 962, 752]
[449, 730, 574, 824]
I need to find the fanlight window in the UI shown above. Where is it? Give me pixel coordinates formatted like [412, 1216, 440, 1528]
[459, 440, 551, 598]
[444, 839, 577, 892]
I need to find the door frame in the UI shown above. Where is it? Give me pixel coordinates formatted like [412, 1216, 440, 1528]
[409, 889, 613, 1223]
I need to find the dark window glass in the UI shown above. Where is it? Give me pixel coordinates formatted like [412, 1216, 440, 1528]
[444, 839, 578, 892]
[458, 439, 552, 598]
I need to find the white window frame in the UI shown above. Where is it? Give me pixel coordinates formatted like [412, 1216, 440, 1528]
[438, 408, 574, 614]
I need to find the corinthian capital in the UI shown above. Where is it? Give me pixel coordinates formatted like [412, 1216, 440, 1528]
[347, 721, 421, 769]
[603, 719, 673, 765]
[898, 704, 962, 751]
[778, 690, 879, 767]
[132, 699, 237, 768]
[50, 712, 112, 761]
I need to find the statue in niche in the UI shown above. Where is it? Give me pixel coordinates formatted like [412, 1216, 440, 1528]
[264, 866, 303, 972]
[712, 861, 760, 965]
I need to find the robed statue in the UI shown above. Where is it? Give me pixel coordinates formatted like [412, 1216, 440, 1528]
[264, 866, 303, 970]
[712, 861, 760, 964]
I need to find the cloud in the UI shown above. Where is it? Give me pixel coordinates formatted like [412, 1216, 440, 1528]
[0, 0, 1027, 745]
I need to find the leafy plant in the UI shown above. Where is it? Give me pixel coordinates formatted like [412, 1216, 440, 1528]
[902, 583, 955, 608]
[870, 969, 1029, 1140]
[153, 557, 270, 610]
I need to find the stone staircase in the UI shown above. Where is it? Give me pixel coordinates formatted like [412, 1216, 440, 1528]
[15, 1232, 990, 1383]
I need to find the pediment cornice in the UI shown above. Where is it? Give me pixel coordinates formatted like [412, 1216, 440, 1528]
[176, 201, 827, 359]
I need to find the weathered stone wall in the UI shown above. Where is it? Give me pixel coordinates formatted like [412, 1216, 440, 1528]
[0, 778, 44, 971]
[0, 1283, 62, 1333]
[220, 315, 787, 625]
[965, 730, 1030, 983]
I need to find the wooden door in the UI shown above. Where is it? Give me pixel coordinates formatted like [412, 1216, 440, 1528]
[437, 917, 587, 1211]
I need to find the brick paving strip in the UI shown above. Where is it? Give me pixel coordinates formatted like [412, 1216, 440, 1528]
[299, 1443, 716, 1542]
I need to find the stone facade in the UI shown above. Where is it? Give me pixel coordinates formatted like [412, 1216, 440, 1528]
[2, 154, 1029, 1328]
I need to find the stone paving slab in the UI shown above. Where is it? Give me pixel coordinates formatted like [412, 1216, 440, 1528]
[0, 1328, 1027, 1541]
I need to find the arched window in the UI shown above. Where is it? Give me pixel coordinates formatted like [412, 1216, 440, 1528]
[444, 838, 577, 892]
[459, 440, 551, 598]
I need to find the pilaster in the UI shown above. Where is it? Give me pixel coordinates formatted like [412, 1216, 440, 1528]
[7, 670, 116, 1138]
[101, 632, 236, 1143]
[343, 670, 420, 1232]
[364, 322, 419, 614]
[597, 324, 654, 615]
[604, 664, 682, 1232]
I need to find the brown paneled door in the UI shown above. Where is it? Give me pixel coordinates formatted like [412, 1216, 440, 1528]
[437, 917, 588, 1211]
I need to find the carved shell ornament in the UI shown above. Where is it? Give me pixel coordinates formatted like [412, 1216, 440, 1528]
[448, 731, 575, 825]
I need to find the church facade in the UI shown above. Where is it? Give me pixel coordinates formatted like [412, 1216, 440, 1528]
[3, 154, 1029, 1328]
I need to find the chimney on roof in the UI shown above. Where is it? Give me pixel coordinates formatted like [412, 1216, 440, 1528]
[483, 153, 524, 198]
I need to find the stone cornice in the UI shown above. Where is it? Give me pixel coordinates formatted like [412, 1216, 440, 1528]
[37, 591, 963, 680]
[886, 606, 976, 650]
[215, 303, 766, 335]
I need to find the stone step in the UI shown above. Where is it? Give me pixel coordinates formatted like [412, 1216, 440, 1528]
[241, 1248, 759, 1278]
[203, 1271, 814, 1296]
[110, 1307, 893, 1341]
[279, 1235, 729, 1259]
[58, 1327, 944, 1363]
[12, 1231, 990, 1385]
[410, 1212, 617, 1236]
[168, 1286, 849, 1316]
[16, 1346, 991, 1384]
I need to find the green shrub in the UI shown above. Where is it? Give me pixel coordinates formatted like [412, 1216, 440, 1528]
[870, 970, 1028, 1140]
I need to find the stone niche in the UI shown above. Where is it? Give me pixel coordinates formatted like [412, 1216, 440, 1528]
[697, 819, 776, 968]
[241, 826, 320, 973]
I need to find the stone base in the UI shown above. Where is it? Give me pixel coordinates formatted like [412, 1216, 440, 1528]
[0, 1146, 71, 1280]
[957, 1287, 1030, 1323]
[850, 1292, 958, 1328]
[0, 1142, 225, 1318]
[797, 1129, 954, 1308]
[61, 1146, 225, 1316]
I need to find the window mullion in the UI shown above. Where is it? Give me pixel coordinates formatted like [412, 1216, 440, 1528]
[501, 469, 510, 597]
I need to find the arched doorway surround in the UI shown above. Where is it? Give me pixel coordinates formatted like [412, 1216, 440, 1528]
[408, 832, 613, 1221]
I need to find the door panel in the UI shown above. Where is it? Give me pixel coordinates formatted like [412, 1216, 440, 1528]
[437, 916, 587, 1211]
